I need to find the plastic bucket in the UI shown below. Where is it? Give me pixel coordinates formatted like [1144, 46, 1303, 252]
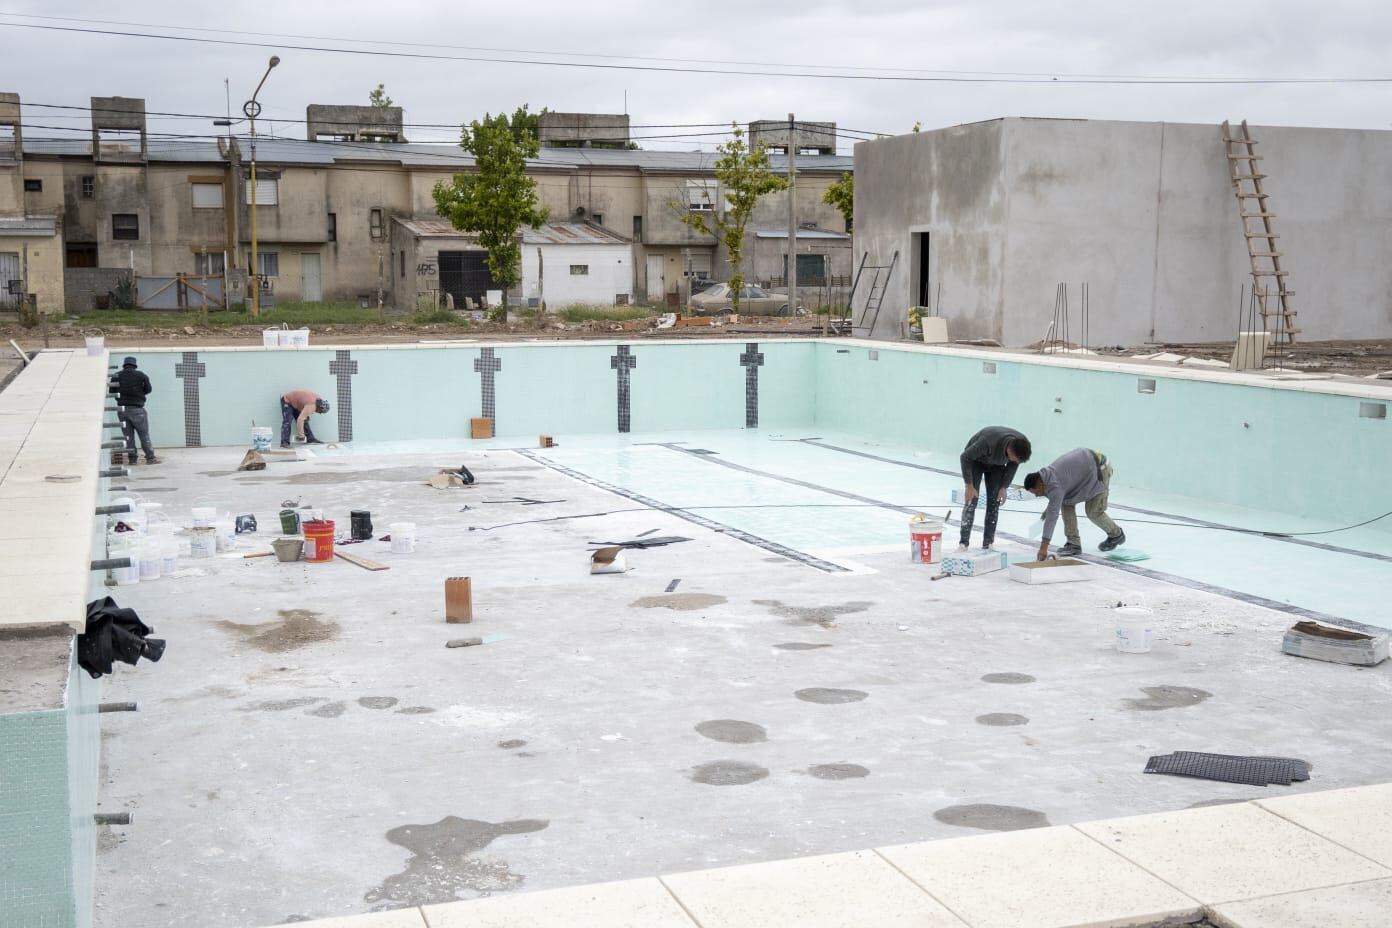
[279, 509, 301, 535]
[251, 427, 273, 451]
[350, 510, 374, 541]
[302, 519, 335, 562]
[189, 526, 218, 558]
[389, 522, 416, 554]
[138, 542, 162, 581]
[909, 515, 943, 564]
[191, 506, 217, 528]
[263, 328, 281, 348]
[279, 327, 310, 348]
[161, 537, 178, 574]
[1115, 606, 1154, 653]
[214, 519, 236, 553]
[85, 336, 105, 356]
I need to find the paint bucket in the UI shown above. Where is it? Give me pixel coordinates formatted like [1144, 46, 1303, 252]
[161, 537, 178, 575]
[214, 519, 236, 553]
[262, 327, 281, 348]
[138, 541, 162, 581]
[279, 509, 300, 535]
[85, 336, 104, 356]
[108, 536, 139, 585]
[302, 519, 335, 563]
[389, 522, 416, 554]
[189, 526, 218, 559]
[272, 537, 304, 563]
[191, 506, 217, 527]
[909, 515, 943, 564]
[350, 510, 373, 541]
[1115, 606, 1154, 653]
[279, 327, 310, 348]
[251, 427, 273, 451]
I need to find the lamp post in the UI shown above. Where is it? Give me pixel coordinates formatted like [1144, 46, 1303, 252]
[244, 56, 279, 319]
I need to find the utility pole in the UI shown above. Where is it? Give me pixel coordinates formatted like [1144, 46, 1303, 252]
[376, 246, 385, 323]
[244, 56, 280, 319]
[787, 113, 797, 317]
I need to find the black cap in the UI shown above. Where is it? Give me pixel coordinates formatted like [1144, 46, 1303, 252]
[122, 356, 138, 368]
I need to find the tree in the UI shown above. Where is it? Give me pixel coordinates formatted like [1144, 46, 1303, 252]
[507, 104, 547, 143]
[433, 111, 549, 318]
[678, 125, 788, 314]
[823, 172, 853, 228]
[368, 84, 393, 108]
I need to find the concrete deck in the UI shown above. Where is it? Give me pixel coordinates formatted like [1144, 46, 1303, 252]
[93, 444, 1392, 928]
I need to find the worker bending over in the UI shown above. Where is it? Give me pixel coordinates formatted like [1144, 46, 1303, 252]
[957, 426, 1031, 551]
[1024, 447, 1126, 559]
[280, 389, 329, 448]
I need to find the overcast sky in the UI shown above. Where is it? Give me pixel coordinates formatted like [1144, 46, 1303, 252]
[3, 3, 1389, 154]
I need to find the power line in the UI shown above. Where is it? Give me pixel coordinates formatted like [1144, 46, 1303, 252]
[4, 19, 1390, 84]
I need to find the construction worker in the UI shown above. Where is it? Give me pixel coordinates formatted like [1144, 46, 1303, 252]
[957, 426, 1031, 551]
[280, 389, 329, 448]
[109, 356, 158, 465]
[1024, 448, 1125, 559]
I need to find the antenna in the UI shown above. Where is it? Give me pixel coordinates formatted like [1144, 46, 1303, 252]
[224, 78, 230, 123]
[623, 89, 628, 115]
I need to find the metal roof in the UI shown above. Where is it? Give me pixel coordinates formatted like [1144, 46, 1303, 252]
[753, 228, 851, 240]
[393, 217, 472, 238]
[0, 216, 58, 236]
[522, 222, 631, 246]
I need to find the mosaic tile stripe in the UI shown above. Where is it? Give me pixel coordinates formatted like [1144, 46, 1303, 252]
[174, 351, 206, 448]
[474, 347, 502, 426]
[329, 350, 358, 442]
[610, 345, 637, 433]
[740, 342, 764, 429]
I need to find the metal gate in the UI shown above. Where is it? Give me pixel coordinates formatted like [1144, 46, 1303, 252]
[0, 252, 19, 309]
[438, 251, 496, 309]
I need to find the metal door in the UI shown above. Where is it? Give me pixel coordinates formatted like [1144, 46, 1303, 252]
[300, 252, 322, 302]
[645, 254, 665, 303]
[438, 251, 496, 309]
[0, 253, 19, 309]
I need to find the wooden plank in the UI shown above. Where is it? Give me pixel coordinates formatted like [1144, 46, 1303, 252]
[335, 550, 389, 571]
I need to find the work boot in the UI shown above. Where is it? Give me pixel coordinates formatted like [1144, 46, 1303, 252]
[305, 437, 323, 445]
[280, 442, 292, 449]
[1057, 542, 1083, 557]
[144, 455, 160, 465]
[1099, 530, 1127, 552]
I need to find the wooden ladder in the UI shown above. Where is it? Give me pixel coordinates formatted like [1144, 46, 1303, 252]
[1222, 120, 1300, 346]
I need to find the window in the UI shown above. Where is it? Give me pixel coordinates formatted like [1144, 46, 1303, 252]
[245, 177, 278, 205]
[369, 208, 384, 241]
[112, 213, 139, 241]
[570, 264, 590, 276]
[632, 215, 642, 241]
[23, 178, 41, 192]
[81, 176, 94, 198]
[327, 213, 337, 242]
[686, 180, 717, 211]
[400, 250, 406, 278]
[193, 252, 226, 276]
[191, 182, 224, 209]
[591, 213, 603, 226]
[246, 251, 279, 277]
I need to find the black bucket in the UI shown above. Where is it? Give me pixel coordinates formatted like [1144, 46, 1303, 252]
[350, 510, 374, 541]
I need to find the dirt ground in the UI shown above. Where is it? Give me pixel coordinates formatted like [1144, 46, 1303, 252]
[1091, 340, 1392, 377]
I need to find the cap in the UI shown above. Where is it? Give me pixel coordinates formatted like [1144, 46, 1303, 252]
[122, 356, 138, 367]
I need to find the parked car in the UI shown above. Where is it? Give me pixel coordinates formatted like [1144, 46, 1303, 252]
[689, 283, 803, 316]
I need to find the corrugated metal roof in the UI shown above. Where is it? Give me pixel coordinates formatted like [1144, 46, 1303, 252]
[0, 216, 58, 236]
[753, 228, 851, 240]
[522, 222, 631, 245]
[393, 217, 472, 238]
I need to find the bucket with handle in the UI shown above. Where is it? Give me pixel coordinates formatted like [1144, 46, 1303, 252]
[191, 506, 217, 528]
[1115, 606, 1154, 653]
[251, 426, 273, 451]
[389, 522, 416, 554]
[909, 514, 943, 564]
[302, 520, 335, 562]
[189, 526, 217, 558]
[262, 327, 280, 348]
[279, 509, 301, 535]
[85, 336, 105, 356]
[138, 541, 162, 581]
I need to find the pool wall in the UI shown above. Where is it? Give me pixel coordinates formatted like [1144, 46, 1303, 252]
[121, 339, 1390, 529]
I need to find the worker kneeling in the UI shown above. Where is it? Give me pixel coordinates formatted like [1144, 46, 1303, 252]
[280, 390, 330, 448]
[1024, 448, 1126, 560]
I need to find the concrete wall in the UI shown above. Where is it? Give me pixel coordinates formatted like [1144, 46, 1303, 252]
[306, 104, 404, 142]
[64, 267, 127, 312]
[521, 243, 633, 308]
[539, 112, 629, 148]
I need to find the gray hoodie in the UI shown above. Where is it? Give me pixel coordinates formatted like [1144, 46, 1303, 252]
[1038, 448, 1106, 541]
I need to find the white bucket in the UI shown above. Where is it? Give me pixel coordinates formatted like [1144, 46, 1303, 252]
[85, 336, 105, 356]
[909, 515, 943, 564]
[138, 542, 162, 581]
[263, 327, 280, 348]
[1115, 606, 1154, 653]
[190, 526, 217, 558]
[279, 327, 310, 348]
[110, 537, 140, 585]
[251, 427, 273, 451]
[214, 519, 236, 553]
[161, 537, 178, 575]
[390, 522, 416, 554]
[191, 506, 217, 527]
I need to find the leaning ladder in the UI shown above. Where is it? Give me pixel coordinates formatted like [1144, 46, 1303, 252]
[1221, 120, 1300, 347]
[850, 250, 899, 335]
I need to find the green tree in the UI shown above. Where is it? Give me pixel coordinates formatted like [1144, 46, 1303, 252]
[507, 104, 548, 143]
[433, 112, 550, 318]
[678, 125, 788, 314]
[368, 83, 393, 108]
[823, 172, 853, 228]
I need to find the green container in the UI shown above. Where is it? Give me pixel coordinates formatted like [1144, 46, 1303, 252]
[279, 509, 300, 535]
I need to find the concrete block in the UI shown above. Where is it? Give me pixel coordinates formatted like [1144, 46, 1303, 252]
[1281, 621, 1387, 666]
[1075, 803, 1390, 905]
[1208, 878, 1392, 928]
[423, 877, 695, 927]
[879, 825, 1201, 928]
[940, 549, 1008, 577]
[919, 316, 949, 344]
[1009, 558, 1095, 584]
[1256, 783, 1392, 868]
[444, 577, 473, 624]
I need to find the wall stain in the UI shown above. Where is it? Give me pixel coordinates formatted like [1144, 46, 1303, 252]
[397, 706, 435, 715]
[240, 697, 323, 712]
[774, 642, 833, 651]
[795, 687, 868, 705]
[689, 761, 769, 786]
[216, 609, 339, 653]
[755, 599, 873, 629]
[981, 672, 1035, 684]
[808, 763, 869, 780]
[1124, 685, 1213, 712]
[629, 593, 728, 611]
[695, 720, 768, 744]
[364, 816, 549, 910]
[934, 803, 1050, 832]
[976, 713, 1029, 726]
[497, 739, 527, 749]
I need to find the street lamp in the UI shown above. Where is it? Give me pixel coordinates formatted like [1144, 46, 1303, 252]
[244, 55, 280, 319]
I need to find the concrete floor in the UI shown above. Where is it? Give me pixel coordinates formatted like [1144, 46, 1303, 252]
[93, 443, 1392, 928]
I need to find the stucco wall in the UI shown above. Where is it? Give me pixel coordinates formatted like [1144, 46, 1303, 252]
[521, 243, 633, 308]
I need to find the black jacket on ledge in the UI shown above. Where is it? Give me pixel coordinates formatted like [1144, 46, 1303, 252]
[78, 597, 166, 679]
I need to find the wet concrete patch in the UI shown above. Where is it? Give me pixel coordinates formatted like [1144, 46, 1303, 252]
[981, 672, 1036, 684]
[774, 642, 833, 651]
[216, 609, 340, 653]
[976, 713, 1029, 726]
[1125, 685, 1213, 712]
[242, 465, 440, 486]
[241, 697, 323, 712]
[795, 687, 868, 705]
[695, 720, 768, 744]
[497, 739, 527, 749]
[308, 701, 346, 718]
[358, 696, 399, 710]
[755, 599, 873, 629]
[397, 706, 435, 715]
[808, 763, 869, 780]
[364, 816, 549, 909]
[689, 761, 769, 786]
[629, 593, 727, 611]
[934, 803, 1051, 832]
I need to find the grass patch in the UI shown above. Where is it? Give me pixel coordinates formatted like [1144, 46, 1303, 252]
[556, 305, 654, 323]
[411, 309, 469, 325]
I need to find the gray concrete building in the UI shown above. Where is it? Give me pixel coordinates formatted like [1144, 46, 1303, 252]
[749, 120, 837, 155]
[538, 112, 630, 149]
[306, 104, 405, 142]
[853, 117, 1392, 345]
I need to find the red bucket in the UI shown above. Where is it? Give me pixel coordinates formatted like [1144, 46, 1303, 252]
[302, 519, 335, 563]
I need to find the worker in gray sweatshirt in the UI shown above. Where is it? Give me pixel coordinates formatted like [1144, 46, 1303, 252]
[1024, 448, 1125, 559]
[957, 426, 1031, 551]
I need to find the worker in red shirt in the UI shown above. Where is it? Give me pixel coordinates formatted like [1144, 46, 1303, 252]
[280, 389, 329, 448]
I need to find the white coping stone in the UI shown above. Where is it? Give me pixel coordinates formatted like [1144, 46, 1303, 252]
[1208, 878, 1392, 928]
[660, 849, 967, 928]
[1075, 803, 1392, 905]
[422, 877, 695, 928]
[879, 825, 1201, 928]
[1256, 783, 1392, 867]
[280, 910, 426, 928]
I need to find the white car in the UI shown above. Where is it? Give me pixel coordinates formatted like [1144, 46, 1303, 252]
[689, 283, 803, 316]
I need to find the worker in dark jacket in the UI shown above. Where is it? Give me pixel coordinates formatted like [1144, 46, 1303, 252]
[109, 356, 158, 465]
[957, 426, 1030, 550]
